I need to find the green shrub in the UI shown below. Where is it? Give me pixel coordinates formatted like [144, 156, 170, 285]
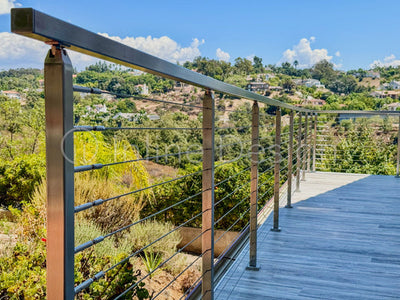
[0, 154, 45, 208]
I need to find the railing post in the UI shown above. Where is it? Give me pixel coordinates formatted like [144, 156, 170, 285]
[202, 89, 215, 300]
[296, 112, 302, 192]
[271, 108, 281, 232]
[312, 113, 318, 172]
[396, 115, 400, 178]
[286, 111, 294, 208]
[302, 112, 308, 181]
[247, 101, 260, 270]
[45, 46, 75, 299]
[307, 113, 312, 172]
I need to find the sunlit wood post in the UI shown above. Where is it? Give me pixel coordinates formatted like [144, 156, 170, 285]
[286, 111, 294, 208]
[247, 101, 260, 270]
[202, 90, 215, 300]
[396, 115, 400, 178]
[296, 113, 302, 192]
[271, 108, 281, 232]
[312, 113, 318, 172]
[302, 113, 308, 181]
[307, 113, 312, 172]
[45, 46, 75, 299]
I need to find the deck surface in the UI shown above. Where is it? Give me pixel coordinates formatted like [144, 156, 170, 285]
[215, 172, 400, 300]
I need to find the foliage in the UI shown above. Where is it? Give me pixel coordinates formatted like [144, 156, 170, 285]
[0, 154, 45, 208]
[141, 250, 163, 279]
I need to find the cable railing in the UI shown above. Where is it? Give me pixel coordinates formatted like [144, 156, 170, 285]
[10, 7, 400, 300]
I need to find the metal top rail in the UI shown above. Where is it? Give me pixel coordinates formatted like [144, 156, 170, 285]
[11, 7, 308, 112]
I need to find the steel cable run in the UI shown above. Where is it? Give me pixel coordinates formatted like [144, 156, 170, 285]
[74, 210, 203, 294]
[74, 169, 203, 213]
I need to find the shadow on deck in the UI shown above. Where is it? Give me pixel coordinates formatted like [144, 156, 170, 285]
[216, 172, 400, 299]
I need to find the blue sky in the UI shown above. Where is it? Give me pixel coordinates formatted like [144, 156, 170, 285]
[1, 0, 400, 71]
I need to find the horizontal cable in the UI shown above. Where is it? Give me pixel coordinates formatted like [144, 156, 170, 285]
[74, 169, 203, 213]
[116, 230, 204, 299]
[215, 195, 250, 225]
[73, 85, 101, 94]
[179, 274, 203, 300]
[215, 166, 251, 187]
[150, 254, 203, 300]
[74, 149, 202, 173]
[258, 185, 274, 201]
[216, 139, 252, 148]
[75, 190, 203, 254]
[259, 164, 275, 175]
[214, 179, 251, 207]
[214, 208, 250, 246]
[214, 153, 251, 168]
[101, 89, 204, 109]
[74, 125, 202, 131]
[75, 210, 203, 294]
[215, 126, 252, 130]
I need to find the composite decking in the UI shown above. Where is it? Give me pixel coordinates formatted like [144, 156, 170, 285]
[215, 172, 400, 299]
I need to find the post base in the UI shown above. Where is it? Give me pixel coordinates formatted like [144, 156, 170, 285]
[285, 205, 293, 208]
[246, 264, 261, 271]
[270, 227, 281, 232]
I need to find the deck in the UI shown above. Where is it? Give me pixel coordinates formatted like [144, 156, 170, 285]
[215, 172, 400, 299]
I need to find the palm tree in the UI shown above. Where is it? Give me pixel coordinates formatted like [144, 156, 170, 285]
[294, 60, 299, 69]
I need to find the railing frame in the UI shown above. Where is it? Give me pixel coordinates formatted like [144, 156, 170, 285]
[286, 111, 294, 208]
[271, 108, 281, 232]
[247, 101, 260, 270]
[44, 45, 75, 299]
[201, 90, 215, 300]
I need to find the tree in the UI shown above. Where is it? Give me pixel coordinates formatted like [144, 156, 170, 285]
[312, 60, 337, 83]
[234, 57, 253, 75]
[294, 60, 299, 69]
[253, 56, 265, 73]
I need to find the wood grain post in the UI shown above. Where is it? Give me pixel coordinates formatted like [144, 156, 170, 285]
[302, 113, 308, 181]
[202, 90, 215, 300]
[312, 113, 318, 172]
[45, 46, 75, 299]
[296, 113, 302, 192]
[396, 116, 400, 178]
[286, 111, 294, 208]
[271, 108, 281, 232]
[247, 101, 260, 270]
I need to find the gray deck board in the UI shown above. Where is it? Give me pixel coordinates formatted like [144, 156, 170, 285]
[215, 172, 400, 300]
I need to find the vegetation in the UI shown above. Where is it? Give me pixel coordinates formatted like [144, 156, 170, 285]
[1, 57, 399, 298]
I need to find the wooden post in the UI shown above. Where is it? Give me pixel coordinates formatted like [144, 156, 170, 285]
[312, 113, 318, 172]
[247, 101, 260, 270]
[202, 90, 215, 300]
[286, 111, 294, 208]
[296, 113, 302, 192]
[45, 46, 75, 299]
[271, 108, 281, 232]
[396, 116, 400, 178]
[302, 113, 308, 181]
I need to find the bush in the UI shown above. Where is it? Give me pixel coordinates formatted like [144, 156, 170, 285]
[0, 155, 45, 208]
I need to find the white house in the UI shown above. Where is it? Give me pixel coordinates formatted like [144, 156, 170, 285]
[304, 79, 325, 88]
[86, 104, 108, 114]
[389, 80, 400, 90]
[0, 90, 21, 100]
[385, 102, 400, 111]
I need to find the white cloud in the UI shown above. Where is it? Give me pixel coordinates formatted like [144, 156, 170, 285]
[370, 54, 400, 68]
[99, 33, 204, 64]
[335, 51, 341, 57]
[278, 37, 334, 68]
[216, 48, 230, 62]
[0, 0, 21, 15]
[0, 32, 205, 70]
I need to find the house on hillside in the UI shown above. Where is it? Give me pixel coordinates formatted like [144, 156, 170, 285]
[372, 90, 400, 99]
[293, 79, 325, 88]
[0, 90, 21, 100]
[265, 74, 275, 81]
[389, 80, 400, 90]
[385, 102, 400, 111]
[303, 98, 326, 106]
[86, 104, 108, 114]
[134, 84, 149, 95]
[247, 82, 269, 92]
[269, 86, 283, 91]
[365, 71, 380, 79]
